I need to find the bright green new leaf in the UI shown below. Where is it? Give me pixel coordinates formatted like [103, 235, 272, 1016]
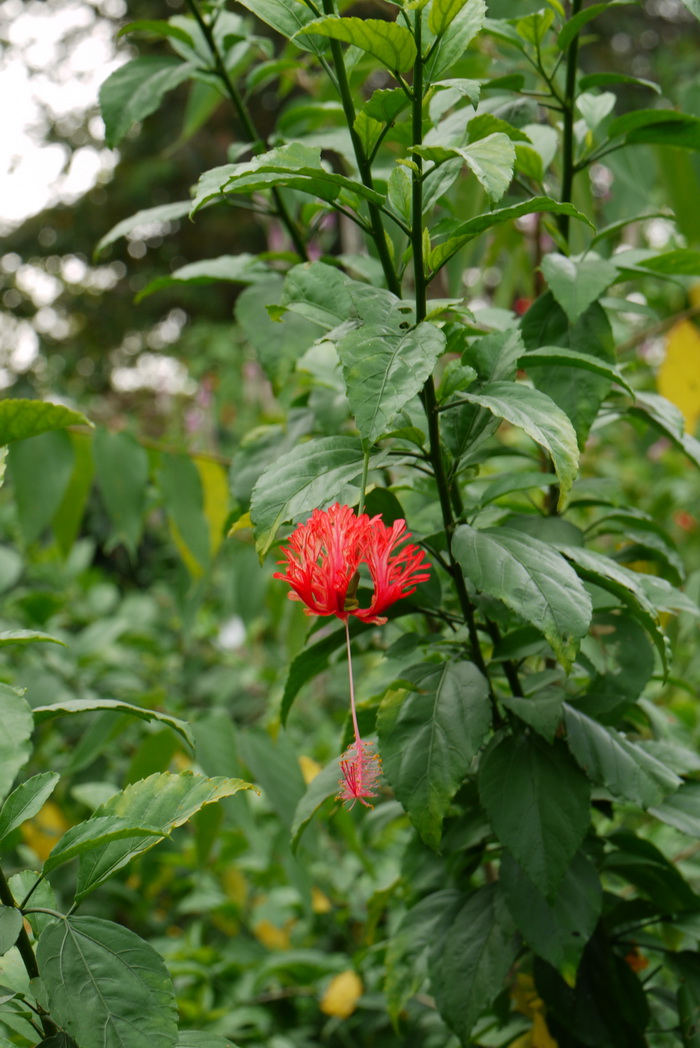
[0, 772, 60, 846]
[281, 262, 353, 329]
[453, 525, 591, 669]
[516, 7, 553, 46]
[448, 382, 579, 506]
[363, 87, 410, 124]
[415, 132, 515, 202]
[0, 631, 65, 647]
[501, 850, 602, 984]
[425, 0, 486, 81]
[564, 704, 680, 809]
[337, 321, 446, 445]
[297, 17, 416, 72]
[76, 772, 256, 901]
[37, 916, 178, 1048]
[250, 436, 390, 556]
[0, 908, 22, 958]
[428, 0, 482, 39]
[0, 684, 33, 809]
[44, 818, 164, 874]
[136, 254, 269, 301]
[93, 428, 149, 556]
[479, 732, 590, 898]
[33, 698, 194, 751]
[377, 662, 491, 849]
[540, 252, 618, 324]
[236, 0, 328, 54]
[431, 885, 518, 1042]
[99, 56, 195, 148]
[0, 399, 90, 446]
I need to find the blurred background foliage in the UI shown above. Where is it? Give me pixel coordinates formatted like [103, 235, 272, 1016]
[1, 0, 700, 1044]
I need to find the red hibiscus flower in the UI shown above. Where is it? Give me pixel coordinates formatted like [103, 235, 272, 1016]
[274, 503, 431, 624]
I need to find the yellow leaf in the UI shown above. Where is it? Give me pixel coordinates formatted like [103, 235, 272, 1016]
[511, 973, 540, 1019]
[299, 755, 322, 784]
[320, 970, 363, 1018]
[311, 886, 333, 914]
[228, 511, 252, 537]
[169, 519, 203, 579]
[223, 867, 248, 907]
[532, 1009, 558, 1048]
[21, 801, 70, 862]
[658, 319, 700, 434]
[195, 456, 230, 557]
[253, 918, 293, 951]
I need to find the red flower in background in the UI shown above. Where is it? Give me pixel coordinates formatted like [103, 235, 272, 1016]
[274, 503, 431, 625]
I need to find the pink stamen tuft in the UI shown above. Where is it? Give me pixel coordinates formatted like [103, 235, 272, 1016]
[337, 739, 382, 810]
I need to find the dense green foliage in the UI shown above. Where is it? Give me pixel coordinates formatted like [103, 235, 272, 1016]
[2, 0, 700, 1046]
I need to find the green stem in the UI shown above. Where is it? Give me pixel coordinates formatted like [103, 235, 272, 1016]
[558, 0, 583, 241]
[357, 450, 370, 516]
[320, 0, 401, 297]
[0, 865, 58, 1037]
[184, 0, 308, 260]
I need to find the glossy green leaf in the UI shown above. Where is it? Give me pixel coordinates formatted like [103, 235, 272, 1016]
[0, 399, 90, 446]
[415, 133, 515, 202]
[250, 436, 389, 556]
[650, 782, 700, 839]
[93, 428, 149, 556]
[8, 430, 75, 545]
[448, 383, 579, 506]
[556, 544, 670, 670]
[540, 252, 618, 324]
[136, 254, 269, 301]
[520, 346, 633, 397]
[564, 704, 680, 808]
[516, 7, 553, 46]
[0, 685, 33, 809]
[0, 773, 60, 845]
[363, 87, 410, 124]
[385, 891, 464, 1023]
[33, 698, 194, 751]
[501, 850, 602, 984]
[425, 0, 486, 80]
[579, 71, 661, 94]
[454, 525, 591, 670]
[377, 662, 491, 849]
[431, 885, 518, 1041]
[235, 0, 327, 53]
[0, 631, 65, 647]
[290, 756, 343, 851]
[99, 56, 195, 148]
[37, 916, 178, 1048]
[282, 624, 355, 726]
[44, 817, 166, 875]
[95, 200, 193, 257]
[0, 908, 22, 958]
[428, 0, 482, 39]
[76, 772, 255, 900]
[608, 108, 700, 151]
[479, 732, 590, 897]
[520, 293, 616, 450]
[558, 1, 633, 50]
[337, 321, 445, 444]
[428, 198, 592, 272]
[297, 17, 416, 72]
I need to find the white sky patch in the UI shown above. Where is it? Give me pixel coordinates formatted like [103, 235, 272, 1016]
[0, 0, 128, 230]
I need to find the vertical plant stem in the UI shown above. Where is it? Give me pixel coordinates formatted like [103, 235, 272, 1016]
[320, 0, 401, 296]
[557, 0, 583, 241]
[357, 449, 370, 516]
[345, 620, 362, 746]
[0, 865, 58, 1037]
[410, 17, 489, 681]
[184, 0, 308, 260]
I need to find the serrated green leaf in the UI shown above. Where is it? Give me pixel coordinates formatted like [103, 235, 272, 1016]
[453, 525, 591, 669]
[33, 698, 194, 751]
[250, 436, 389, 556]
[0, 685, 33, 809]
[75, 772, 256, 900]
[236, 0, 328, 53]
[540, 252, 618, 324]
[520, 346, 633, 396]
[431, 885, 518, 1041]
[448, 382, 579, 506]
[37, 916, 178, 1048]
[415, 133, 515, 202]
[564, 704, 680, 808]
[425, 0, 486, 80]
[363, 87, 410, 125]
[297, 16, 416, 72]
[0, 773, 60, 845]
[99, 56, 195, 148]
[479, 732, 590, 898]
[0, 400, 90, 446]
[44, 817, 166, 875]
[428, 0, 482, 39]
[377, 662, 491, 849]
[337, 321, 446, 444]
